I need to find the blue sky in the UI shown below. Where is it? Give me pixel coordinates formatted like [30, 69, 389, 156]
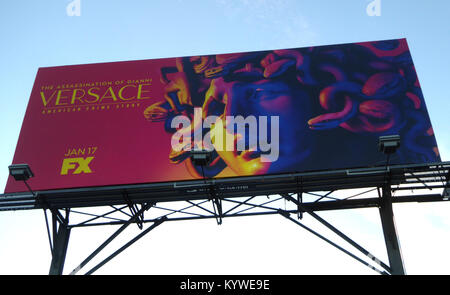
[0, 0, 449, 275]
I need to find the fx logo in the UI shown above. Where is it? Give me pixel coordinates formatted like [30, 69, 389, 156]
[61, 157, 94, 175]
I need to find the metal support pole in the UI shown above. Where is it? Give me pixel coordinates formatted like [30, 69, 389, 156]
[49, 210, 71, 275]
[379, 184, 406, 275]
[297, 191, 303, 220]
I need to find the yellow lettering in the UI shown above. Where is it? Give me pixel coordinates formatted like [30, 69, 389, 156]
[61, 158, 77, 175]
[71, 89, 86, 104]
[40, 91, 57, 107]
[85, 87, 100, 103]
[60, 157, 94, 175]
[118, 84, 136, 101]
[56, 90, 71, 106]
[99, 87, 118, 103]
[137, 83, 152, 99]
[73, 157, 94, 174]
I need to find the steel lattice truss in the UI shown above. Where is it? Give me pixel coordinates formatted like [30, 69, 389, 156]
[63, 185, 448, 229]
[1, 161, 449, 275]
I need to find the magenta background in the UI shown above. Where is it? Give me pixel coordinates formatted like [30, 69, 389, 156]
[5, 58, 201, 193]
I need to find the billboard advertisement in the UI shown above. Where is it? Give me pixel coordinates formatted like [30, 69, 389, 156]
[4, 38, 440, 194]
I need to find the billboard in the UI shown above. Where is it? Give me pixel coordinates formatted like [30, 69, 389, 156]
[4, 38, 440, 194]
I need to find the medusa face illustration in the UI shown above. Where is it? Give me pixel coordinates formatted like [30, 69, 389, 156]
[201, 53, 314, 176]
[143, 39, 440, 179]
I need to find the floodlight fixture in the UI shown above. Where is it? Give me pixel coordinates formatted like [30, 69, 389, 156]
[190, 149, 212, 166]
[378, 135, 401, 155]
[8, 164, 34, 181]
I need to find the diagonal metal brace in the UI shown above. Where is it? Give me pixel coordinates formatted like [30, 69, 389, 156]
[212, 198, 223, 225]
[281, 193, 391, 274]
[85, 216, 166, 275]
[205, 180, 222, 225]
[69, 202, 154, 275]
[123, 192, 145, 229]
[278, 209, 388, 275]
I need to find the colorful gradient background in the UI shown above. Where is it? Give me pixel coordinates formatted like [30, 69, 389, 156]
[4, 38, 440, 194]
[1, 0, 449, 276]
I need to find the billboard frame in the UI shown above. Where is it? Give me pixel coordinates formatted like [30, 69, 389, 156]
[2, 161, 448, 211]
[1, 160, 448, 275]
[4, 38, 442, 196]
